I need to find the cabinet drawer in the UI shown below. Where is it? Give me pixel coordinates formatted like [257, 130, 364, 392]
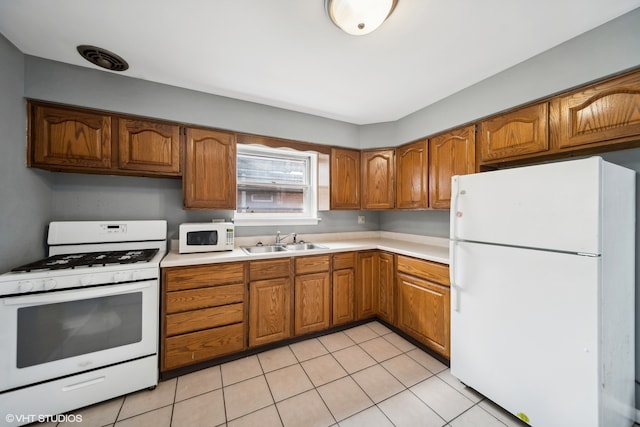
[165, 303, 244, 336]
[163, 323, 244, 371]
[295, 255, 330, 274]
[332, 252, 355, 270]
[397, 255, 449, 286]
[166, 283, 244, 314]
[164, 262, 245, 291]
[250, 258, 291, 281]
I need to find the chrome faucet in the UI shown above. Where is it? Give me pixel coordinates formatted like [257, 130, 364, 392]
[275, 230, 296, 245]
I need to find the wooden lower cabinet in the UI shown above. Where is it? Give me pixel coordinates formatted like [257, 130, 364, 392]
[396, 256, 450, 358]
[294, 255, 331, 335]
[161, 262, 246, 372]
[356, 252, 378, 319]
[332, 253, 356, 326]
[248, 258, 293, 347]
[377, 252, 395, 324]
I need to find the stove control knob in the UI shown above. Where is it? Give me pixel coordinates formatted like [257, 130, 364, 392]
[18, 281, 34, 293]
[44, 279, 57, 290]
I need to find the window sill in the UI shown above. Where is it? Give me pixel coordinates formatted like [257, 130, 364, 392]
[233, 217, 321, 227]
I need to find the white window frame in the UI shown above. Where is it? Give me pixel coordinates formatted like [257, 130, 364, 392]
[233, 144, 319, 226]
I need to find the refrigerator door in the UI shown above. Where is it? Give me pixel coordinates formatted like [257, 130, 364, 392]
[450, 157, 602, 254]
[450, 241, 600, 427]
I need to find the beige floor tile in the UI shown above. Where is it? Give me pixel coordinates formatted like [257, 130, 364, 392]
[301, 354, 348, 386]
[58, 397, 123, 427]
[265, 364, 314, 402]
[172, 389, 226, 426]
[437, 369, 484, 403]
[449, 406, 507, 427]
[318, 331, 356, 353]
[407, 348, 448, 373]
[114, 406, 172, 427]
[359, 336, 403, 362]
[381, 354, 433, 387]
[365, 321, 392, 336]
[477, 400, 529, 427]
[343, 325, 378, 343]
[378, 390, 445, 427]
[317, 377, 373, 421]
[224, 376, 274, 421]
[338, 406, 394, 427]
[383, 333, 417, 352]
[175, 365, 222, 402]
[258, 346, 299, 373]
[221, 355, 263, 386]
[411, 376, 474, 422]
[227, 405, 283, 427]
[118, 378, 176, 420]
[276, 389, 335, 427]
[332, 345, 377, 374]
[289, 338, 328, 361]
[351, 365, 405, 403]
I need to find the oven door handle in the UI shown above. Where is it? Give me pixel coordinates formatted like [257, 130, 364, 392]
[2, 280, 154, 306]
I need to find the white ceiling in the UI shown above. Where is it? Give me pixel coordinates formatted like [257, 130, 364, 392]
[0, 1, 639, 125]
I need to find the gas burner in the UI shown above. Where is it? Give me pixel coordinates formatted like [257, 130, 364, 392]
[12, 248, 160, 272]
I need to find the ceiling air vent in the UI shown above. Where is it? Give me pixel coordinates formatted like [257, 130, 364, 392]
[76, 45, 129, 71]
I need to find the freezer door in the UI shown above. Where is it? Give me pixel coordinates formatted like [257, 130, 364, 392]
[450, 157, 603, 254]
[450, 241, 601, 427]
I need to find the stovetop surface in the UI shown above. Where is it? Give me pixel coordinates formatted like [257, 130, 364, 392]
[11, 248, 160, 272]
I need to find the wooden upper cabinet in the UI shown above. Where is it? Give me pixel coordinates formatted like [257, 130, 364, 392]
[479, 103, 549, 163]
[396, 140, 428, 209]
[30, 103, 112, 169]
[429, 125, 476, 209]
[361, 149, 395, 209]
[330, 148, 361, 209]
[557, 71, 640, 149]
[183, 127, 236, 209]
[118, 118, 180, 175]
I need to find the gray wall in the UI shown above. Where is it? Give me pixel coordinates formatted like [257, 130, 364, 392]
[0, 34, 51, 273]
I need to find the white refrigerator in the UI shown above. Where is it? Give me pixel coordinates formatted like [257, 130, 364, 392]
[449, 157, 636, 427]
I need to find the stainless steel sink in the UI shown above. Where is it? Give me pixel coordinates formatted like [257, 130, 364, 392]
[241, 245, 288, 254]
[241, 242, 328, 255]
[285, 243, 328, 251]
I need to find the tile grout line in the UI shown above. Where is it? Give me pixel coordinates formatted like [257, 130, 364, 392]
[255, 349, 287, 427]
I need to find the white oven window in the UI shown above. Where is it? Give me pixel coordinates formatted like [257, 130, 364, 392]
[16, 292, 143, 368]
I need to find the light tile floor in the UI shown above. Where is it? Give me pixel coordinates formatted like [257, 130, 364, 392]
[39, 322, 541, 426]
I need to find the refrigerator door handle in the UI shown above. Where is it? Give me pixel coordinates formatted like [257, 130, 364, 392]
[450, 239, 461, 312]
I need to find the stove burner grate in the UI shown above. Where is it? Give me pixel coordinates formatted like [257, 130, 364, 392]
[11, 248, 160, 272]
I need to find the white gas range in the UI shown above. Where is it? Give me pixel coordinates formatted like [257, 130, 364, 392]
[0, 220, 166, 426]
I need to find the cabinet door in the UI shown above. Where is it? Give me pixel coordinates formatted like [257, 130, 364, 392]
[557, 72, 640, 149]
[478, 103, 548, 162]
[31, 104, 112, 169]
[183, 128, 236, 209]
[295, 272, 330, 335]
[377, 252, 395, 324]
[356, 252, 378, 319]
[361, 149, 395, 209]
[397, 272, 450, 358]
[332, 268, 355, 326]
[429, 125, 476, 209]
[330, 148, 361, 209]
[249, 277, 292, 347]
[118, 118, 181, 175]
[396, 140, 428, 209]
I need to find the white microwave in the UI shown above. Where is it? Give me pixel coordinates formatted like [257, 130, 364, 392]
[179, 222, 234, 253]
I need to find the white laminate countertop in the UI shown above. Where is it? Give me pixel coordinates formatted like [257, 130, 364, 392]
[160, 231, 450, 268]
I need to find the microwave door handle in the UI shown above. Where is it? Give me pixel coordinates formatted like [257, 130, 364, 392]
[2, 281, 153, 306]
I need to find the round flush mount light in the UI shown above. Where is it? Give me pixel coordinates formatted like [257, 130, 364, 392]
[76, 45, 129, 71]
[326, 0, 398, 36]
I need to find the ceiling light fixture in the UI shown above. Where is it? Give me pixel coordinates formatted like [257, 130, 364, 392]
[326, 0, 398, 36]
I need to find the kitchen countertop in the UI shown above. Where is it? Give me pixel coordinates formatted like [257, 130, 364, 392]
[160, 231, 449, 268]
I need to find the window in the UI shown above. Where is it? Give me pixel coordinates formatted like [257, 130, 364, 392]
[234, 145, 319, 225]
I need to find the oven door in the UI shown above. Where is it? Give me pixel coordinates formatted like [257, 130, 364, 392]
[0, 280, 158, 392]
